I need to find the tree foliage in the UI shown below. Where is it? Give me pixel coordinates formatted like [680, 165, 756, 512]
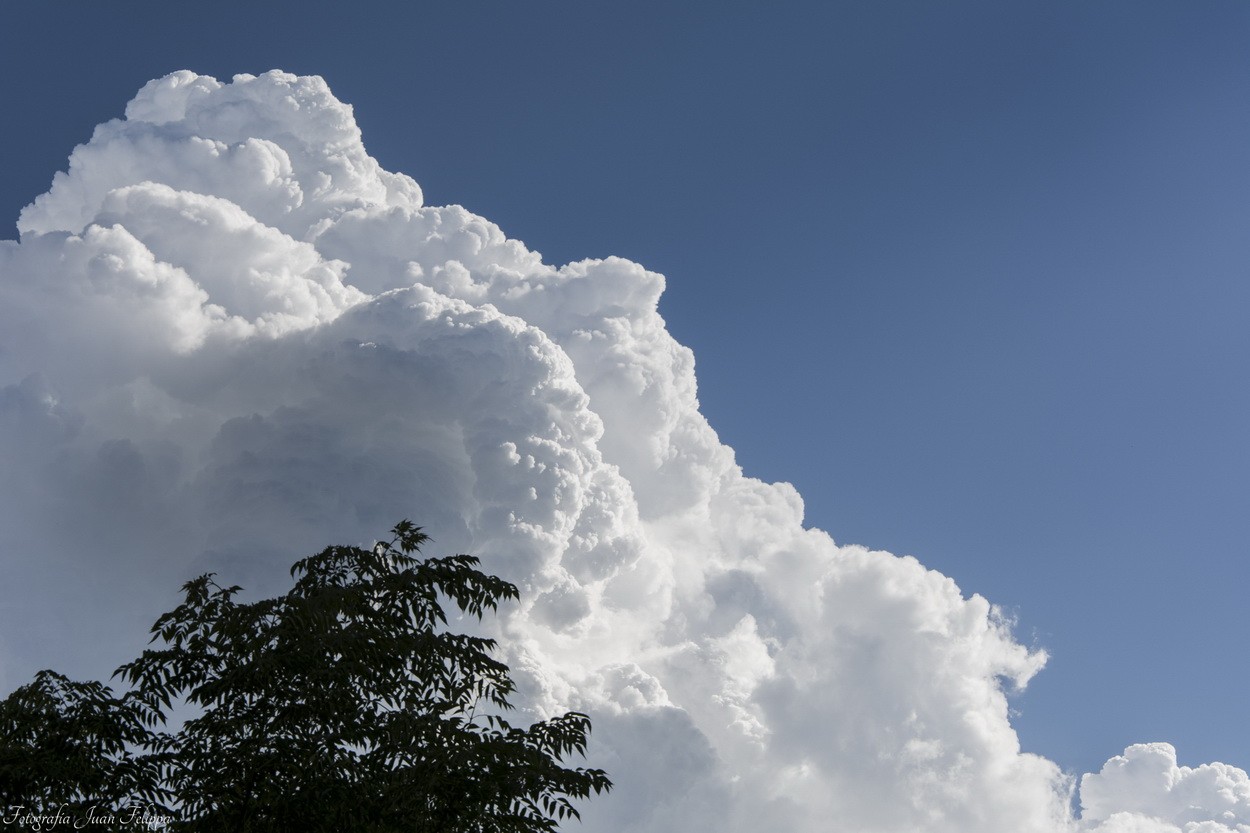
[0, 671, 166, 816]
[0, 521, 610, 831]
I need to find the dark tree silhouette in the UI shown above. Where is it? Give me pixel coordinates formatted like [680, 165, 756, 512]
[0, 521, 610, 832]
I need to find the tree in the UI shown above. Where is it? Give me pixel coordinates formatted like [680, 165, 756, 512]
[0, 671, 167, 819]
[0, 521, 610, 832]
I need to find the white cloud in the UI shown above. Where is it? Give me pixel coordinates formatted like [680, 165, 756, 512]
[0, 69, 1242, 832]
[1081, 744, 1250, 833]
[18, 70, 422, 240]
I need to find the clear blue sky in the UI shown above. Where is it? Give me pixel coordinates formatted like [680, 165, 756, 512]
[2, 1, 1247, 781]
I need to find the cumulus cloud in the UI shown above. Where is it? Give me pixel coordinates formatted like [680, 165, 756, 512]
[0, 70, 1242, 832]
[1081, 744, 1250, 833]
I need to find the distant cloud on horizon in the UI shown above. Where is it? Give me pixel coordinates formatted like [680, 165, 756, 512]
[1, 70, 1245, 833]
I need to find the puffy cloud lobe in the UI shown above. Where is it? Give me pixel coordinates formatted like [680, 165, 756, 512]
[1081, 744, 1250, 833]
[19, 70, 422, 240]
[96, 183, 365, 333]
[0, 70, 1243, 832]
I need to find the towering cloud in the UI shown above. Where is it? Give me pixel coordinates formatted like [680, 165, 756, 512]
[0, 71, 1242, 832]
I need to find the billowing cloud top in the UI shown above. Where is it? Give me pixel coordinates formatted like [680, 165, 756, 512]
[1, 71, 1244, 833]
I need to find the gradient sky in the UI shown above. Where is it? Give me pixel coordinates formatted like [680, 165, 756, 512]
[2, 0, 1247, 788]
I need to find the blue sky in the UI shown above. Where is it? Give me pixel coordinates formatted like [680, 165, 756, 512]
[2, 0, 1247, 794]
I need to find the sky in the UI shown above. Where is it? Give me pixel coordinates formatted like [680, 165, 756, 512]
[1, 3, 1248, 832]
